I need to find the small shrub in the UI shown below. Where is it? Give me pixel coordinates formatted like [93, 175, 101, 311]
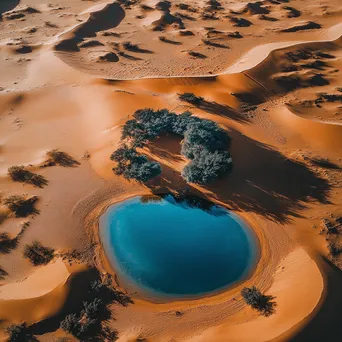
[7, 165, 47, 188]
[0, 233, 18, 254]
[241, 286, 277, 316]
[183, 120, 230, 153]
[23, 241, 55, 266]
[5, 323, 35, 342]
[3, 195, 38, 217]
[46, 149, 79, 167]
[179, 92, 204, 105]
[111, 146, 162, 183]
[328, 241, 341, 256]
[60, 313, 81, 336]
[60, 299, 104, 338]
[82, 298, 103, 319]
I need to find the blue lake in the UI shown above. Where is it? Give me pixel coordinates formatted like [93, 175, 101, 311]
[100, 195, 257, 298]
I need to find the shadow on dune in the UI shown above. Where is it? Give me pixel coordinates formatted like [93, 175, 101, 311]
[0, 0, 19, 15]
[30, 268, 132, 339]
[289, 258, 342, 342]
[55, 2, 125, 52]
[197, 99, 250, 123]
[30, 268, 99, 335]
[148, 130, 331, 224]
[148, 135, 184, 164]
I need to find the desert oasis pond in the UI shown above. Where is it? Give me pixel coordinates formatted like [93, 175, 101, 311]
[100, 195, 258, 298]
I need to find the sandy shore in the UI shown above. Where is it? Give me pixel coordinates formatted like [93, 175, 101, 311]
[1, 0, 342, 341]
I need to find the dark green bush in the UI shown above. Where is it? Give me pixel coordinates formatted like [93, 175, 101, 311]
[182, 150, 232, 184]
[46, 149, 79, 167]
[60, 298, 107, 338]
[60, 313, 81, 336]
[23, 241, 55, 266]
[5, 323, 36, 342]
[183, 120, 230, 153]
[82, 298, 103, 319]
[112, 108, 232, 184]
[241, 286, 276, 316]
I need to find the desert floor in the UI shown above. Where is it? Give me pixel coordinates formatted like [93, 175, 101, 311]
[1, 0, 342, 341]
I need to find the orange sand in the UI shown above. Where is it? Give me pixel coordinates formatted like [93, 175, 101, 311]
[1, 0, 342, 341]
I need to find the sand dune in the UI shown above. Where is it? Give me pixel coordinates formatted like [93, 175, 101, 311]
[0, 259, 69, 301]
[0, 0, 342, 341]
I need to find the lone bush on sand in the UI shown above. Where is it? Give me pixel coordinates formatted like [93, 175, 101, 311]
[7, 165, 47, 188]
[23, 241, 55, 266]
[4, 195, 39, 217]
[45, 149, 80, 167]
[241, 286, 277, 316]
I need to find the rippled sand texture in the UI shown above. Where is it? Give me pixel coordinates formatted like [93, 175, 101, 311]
[0, 0, 342, 341]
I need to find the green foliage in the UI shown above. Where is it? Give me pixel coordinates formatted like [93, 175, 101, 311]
[23, 241, 55, 266]
[241, 286, 277, 316]
[60, 313, 81, 336]
[112, 108, 232, 184]
[171, 111, 200, 135]
[182, 150, 232, 184]
[60, 298, 106, 338]
[183, 120, 230, 153]
[82, 298, 103, 319]
[111, 146, 162, 182]
[5, 323, 36, 342]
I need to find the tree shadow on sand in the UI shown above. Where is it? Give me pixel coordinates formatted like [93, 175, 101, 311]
[147, 136, 184, 164]
[185, 98, 250, 124]
[148, 130, 331, 224]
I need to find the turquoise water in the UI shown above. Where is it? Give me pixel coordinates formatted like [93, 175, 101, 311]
[100, 195, 257, 298]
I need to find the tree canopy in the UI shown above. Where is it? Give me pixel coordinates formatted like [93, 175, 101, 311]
[111, 108, 232, 184]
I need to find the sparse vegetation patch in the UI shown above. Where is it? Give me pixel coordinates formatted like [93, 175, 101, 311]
[23, 241, 55, 266]
[241, 286, 277, 316]
[8, 165, 48, 188]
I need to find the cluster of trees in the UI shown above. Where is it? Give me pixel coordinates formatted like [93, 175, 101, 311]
[241, 286, 277, 317]
[59, 277, 130, 340]
[60, 298, 104, 338]
[5, 323, 36, 342]
[110, 146, 162, 183]
[4, 276, 125, 342]
[112, 108, 232, 184]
